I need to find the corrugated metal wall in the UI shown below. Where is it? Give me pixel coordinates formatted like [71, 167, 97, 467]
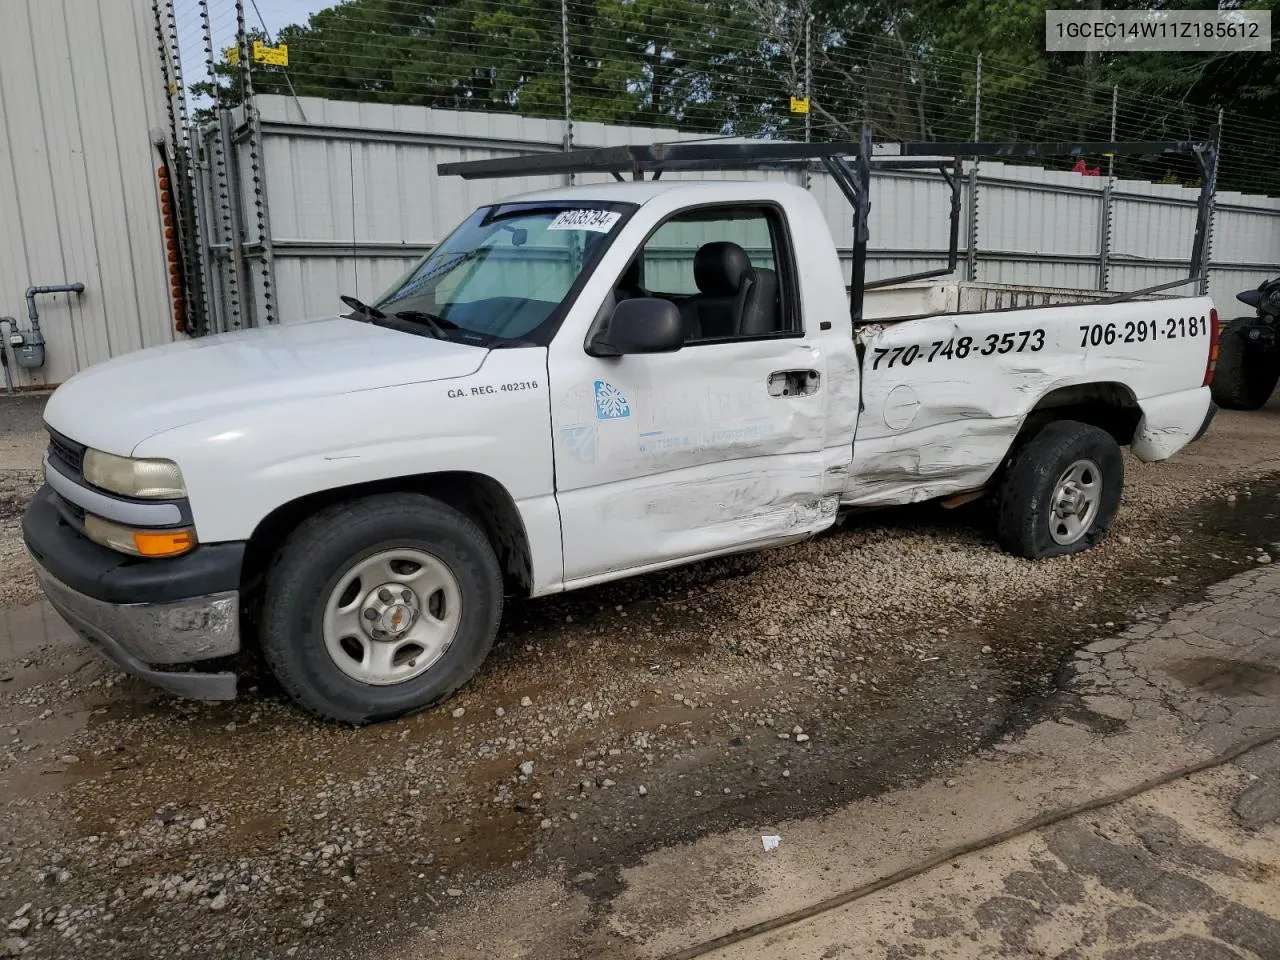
[6, 44, 1280, 390]
[247, 95, 1280, 328]
[0, 0, 175, 390]
[248, 96, 697, 322]
[251, 96, 958, 321]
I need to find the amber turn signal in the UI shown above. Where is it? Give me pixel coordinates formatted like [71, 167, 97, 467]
[84, 514, 196, 558]
[133, 529, 195, 557]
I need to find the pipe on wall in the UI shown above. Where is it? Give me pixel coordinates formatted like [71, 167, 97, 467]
[12, 283, 86, 378]
[26, 283, 86, 329]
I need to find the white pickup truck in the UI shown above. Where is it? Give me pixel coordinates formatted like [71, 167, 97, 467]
[22, 142, 1221, 723]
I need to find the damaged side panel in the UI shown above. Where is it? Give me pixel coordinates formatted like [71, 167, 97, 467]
[1132, 387, 1213, 460]
[559, 456, 836, 587]
[844, 416, 1021, 506]
[542, 181, 859, 589]
[820, 332, 859, 496]
[550, 337, 839, 585]
[847, 296, 1214, 506]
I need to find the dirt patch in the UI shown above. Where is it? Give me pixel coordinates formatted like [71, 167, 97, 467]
[0, 394, 47, 608]
[0, 470, 40, 607]
[1, 406, 1280, 958]
[667, 771, 1280, 960]
[1167, 656, 1280, 697]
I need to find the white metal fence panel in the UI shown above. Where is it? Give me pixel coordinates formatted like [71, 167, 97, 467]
[1208, 191, 1280, 311]
[0, 0, 173, 390]
[982, 168, 1105, 255]
[238, 95, 1280, 330]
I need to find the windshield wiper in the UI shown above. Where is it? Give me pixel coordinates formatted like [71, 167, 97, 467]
[392, 309, 458, 339]
[340, 294, 385, 320]
[418, 247, 483, 281]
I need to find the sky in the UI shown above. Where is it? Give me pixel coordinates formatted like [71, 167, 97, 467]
[175, 0, 328, 108]
[250, 0, 328, 38]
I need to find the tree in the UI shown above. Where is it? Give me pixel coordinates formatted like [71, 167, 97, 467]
[187, 0, 1279, 192]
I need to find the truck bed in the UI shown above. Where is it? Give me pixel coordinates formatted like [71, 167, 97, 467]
[861, 279, 1172, 323]
[844, 286, 1215, 508]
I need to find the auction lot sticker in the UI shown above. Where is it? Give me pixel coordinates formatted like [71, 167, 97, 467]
[548, 209, 622, 233]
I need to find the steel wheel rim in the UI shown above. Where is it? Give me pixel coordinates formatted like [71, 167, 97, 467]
[1048, 458, 1102, 546]
[322, 547, 463, 685]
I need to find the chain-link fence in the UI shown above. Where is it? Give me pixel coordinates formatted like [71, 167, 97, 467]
[152, 0, 1279, 334]
[170, 0, 1271, 194]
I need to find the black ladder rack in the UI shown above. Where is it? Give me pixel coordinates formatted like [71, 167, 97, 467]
[438, 125, 1218, 323]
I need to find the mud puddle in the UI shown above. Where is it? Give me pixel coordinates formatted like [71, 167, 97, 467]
[974, 479, 1280, 735]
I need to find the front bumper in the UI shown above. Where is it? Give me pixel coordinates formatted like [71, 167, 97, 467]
[22, 484, 245, 700]
[33, 562, 239, 699]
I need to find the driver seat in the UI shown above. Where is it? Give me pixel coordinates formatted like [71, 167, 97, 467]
[678, 241, 779, 340]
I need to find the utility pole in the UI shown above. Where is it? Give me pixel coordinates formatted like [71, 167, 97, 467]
[561, 0, 573, 185]
[1108, 84, 1117, 179]
[966, 54, 982, 282]
[803, 11, 812, 189]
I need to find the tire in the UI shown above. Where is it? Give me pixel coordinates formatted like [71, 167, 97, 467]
[996, 420, 1124, 559]
[1210, 318, 1280, 411]
[260, 493, 503, 724]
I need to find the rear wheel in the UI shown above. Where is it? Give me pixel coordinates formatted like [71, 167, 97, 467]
[260, 493, 503, 724]
[996, 421, 1123, 559]
[1211, 318, 1280, 410]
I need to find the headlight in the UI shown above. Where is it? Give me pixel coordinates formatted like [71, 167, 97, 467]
[82, 449, 187, 499]
[84, 514, 195, 558]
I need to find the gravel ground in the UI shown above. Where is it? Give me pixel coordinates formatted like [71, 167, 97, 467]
[2, 398, 1280, 959]
[0, 395, 47, 608]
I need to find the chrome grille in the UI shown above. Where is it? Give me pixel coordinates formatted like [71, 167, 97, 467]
[47, 430, 86, 477]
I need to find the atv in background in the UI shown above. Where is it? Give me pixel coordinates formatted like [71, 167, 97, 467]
[1211, 277, 1280, 410]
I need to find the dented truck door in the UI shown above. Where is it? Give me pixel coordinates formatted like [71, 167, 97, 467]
[547, 198, 846, 586]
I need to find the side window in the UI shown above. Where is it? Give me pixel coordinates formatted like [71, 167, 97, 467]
[618, 205, 795, 343]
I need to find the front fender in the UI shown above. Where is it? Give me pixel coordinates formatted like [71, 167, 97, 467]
[132, 350, 563, 592]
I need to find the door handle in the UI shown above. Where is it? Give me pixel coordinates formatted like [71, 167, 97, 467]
[768, 369, 820, 397]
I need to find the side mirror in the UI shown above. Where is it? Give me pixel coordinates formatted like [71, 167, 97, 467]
[600, 298, 685, 355]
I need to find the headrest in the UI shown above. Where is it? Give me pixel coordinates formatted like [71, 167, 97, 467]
[693, 242, 751, 297]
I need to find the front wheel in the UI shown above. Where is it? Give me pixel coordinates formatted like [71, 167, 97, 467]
[996, 421, 1124, 559]
[260, 493, 503, 724]
[1210, 318, 1280, 411]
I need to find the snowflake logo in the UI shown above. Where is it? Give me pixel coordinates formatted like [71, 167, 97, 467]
[593, 380, 631, 420]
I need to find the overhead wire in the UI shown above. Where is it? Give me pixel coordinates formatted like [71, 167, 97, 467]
[173, 0, 1269, 191]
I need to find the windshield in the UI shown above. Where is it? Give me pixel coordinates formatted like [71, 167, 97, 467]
[372, 201, 635, 343]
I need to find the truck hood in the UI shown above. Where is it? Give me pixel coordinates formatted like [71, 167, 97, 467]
[43, 316, 488, 455]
